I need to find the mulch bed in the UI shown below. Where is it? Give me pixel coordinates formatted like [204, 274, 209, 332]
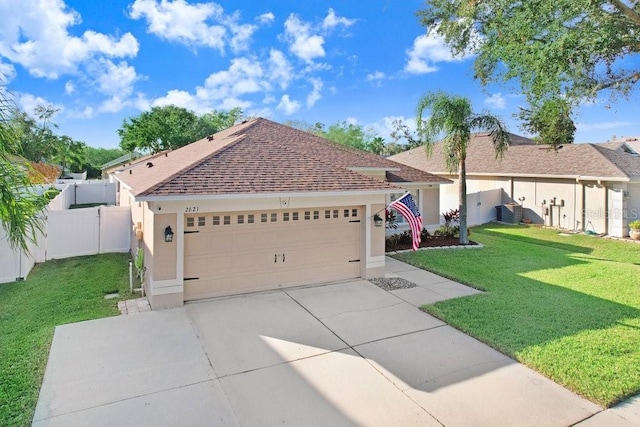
[386, 237, 479, 252]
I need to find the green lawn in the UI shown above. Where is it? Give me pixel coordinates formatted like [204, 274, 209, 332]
[0, 254, 133, 426]
[395, 224, 640, 407]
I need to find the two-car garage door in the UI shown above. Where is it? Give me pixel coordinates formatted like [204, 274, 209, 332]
[183, 207, 362, 301]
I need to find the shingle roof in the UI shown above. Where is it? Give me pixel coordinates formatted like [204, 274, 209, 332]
[115, 118, 448, 198]
[390, 132, 640, 180]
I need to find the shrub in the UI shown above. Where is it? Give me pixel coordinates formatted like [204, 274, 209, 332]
[629, 220, 640, 231]
[434, 225, 459, 238]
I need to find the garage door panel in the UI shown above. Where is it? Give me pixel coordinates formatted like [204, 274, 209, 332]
[183, 207, 362, 301]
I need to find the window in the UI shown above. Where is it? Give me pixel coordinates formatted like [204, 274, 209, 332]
[186, 217, 194, 227]
[283, 212, 290, 221]
[292, 212, 299, 221]
[304, 211, 311, 220]
[389, 192, 419, 224]
[248, 214, 255, 224]
[237, 214, 244, 224]
[313, 210, 319, 220]
[223, 215, 231, 225]
[198, 216, 206, 226]
[344, 209, 349, 218]
[212, 216, 220, 226]
[352, 209, 358, 217]
[325, 210, 331, 219]
[333, 210, 339, 218]
[271, 213, 277, 222]
[261, 213, 268, 223]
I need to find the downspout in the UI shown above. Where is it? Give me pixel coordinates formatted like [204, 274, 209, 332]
[604, 184, 609, 235]
[581, 183, 586, 232]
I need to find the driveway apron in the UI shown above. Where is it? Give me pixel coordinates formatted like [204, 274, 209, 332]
[33, 260, 606, 426]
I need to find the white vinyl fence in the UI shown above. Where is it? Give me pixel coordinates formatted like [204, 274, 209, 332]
[440, 188, 504, 226]
[0, 183, 129, 284]
[45, 206, 131, 260]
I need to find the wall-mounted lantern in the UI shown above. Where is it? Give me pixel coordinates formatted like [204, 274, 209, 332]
[164, 226, 174, 242]
[373, 213, 383, 227]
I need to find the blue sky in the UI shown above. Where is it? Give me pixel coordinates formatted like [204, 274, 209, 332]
[1, 0, 638, 149]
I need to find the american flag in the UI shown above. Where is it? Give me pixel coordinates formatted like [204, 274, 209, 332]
[389, 192, 423, 250]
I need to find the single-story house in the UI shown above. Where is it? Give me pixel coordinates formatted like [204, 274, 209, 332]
[101, 152, 144, 179]
[111, 118, 450, 309]
[390, 133, 640, 237]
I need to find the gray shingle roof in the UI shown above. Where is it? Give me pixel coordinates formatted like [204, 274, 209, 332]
[116, 118, 449, 198]
[390, 132, 640, 181]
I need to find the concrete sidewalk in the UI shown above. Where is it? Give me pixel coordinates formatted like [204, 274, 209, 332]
[32, 257, 639, 426]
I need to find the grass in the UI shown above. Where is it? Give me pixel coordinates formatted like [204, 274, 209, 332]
[0, 253, 134, 426]
[395, 224, 640, 407]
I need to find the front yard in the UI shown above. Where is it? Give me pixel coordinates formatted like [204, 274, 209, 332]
[0, 254, 132, 426]
[395, 224, 640, 407]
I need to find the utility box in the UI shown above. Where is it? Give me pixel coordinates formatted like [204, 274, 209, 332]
[495, 203, 523, 224]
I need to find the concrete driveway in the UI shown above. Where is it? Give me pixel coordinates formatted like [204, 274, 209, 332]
[34, 258, 630, 426]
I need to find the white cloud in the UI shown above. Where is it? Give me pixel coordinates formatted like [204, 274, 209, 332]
[306, 77, 323, 108]
[94, 59, 139, 98]
[99, 96, 127, 113]
[276, 94, 300, 115]
[267, 49, 293, 89]
[0, 60, 16, 82]
[129, 0, 267, 54]
[404, 32, 462, 74]
[0, 0, 138, 79]
[16, 93, 64, 118]
[257, 12, 275, 25]
[201, 57, 268, 98]
[64, 81, 75, 94]
[368, 115, 418, 142]
[129, 0, 226, 51]
[366, 71, 386, 84]
[283, 14, 325, 63]
[228, 21, 258, 53]
[147, 56, 273, 114]
[346, 117, 359, 125]
[484, 93, 506, 109]
[322, 8, 356, 30]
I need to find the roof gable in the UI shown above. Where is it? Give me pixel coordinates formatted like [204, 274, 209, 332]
[115, 118, 447, 198]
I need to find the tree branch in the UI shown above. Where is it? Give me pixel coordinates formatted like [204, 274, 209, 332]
[609, 0, 640, 26]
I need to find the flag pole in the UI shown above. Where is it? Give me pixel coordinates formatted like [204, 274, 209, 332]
[370, 192, 412, 218]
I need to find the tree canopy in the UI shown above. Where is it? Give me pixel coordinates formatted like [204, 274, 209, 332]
[118, 106, 243, 153]
[419, 0, 640, 103]
[518, 98, 576, 149]
[286, 119, 404, 155]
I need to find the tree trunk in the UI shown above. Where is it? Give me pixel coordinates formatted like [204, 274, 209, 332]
[458, 158, 469, 245]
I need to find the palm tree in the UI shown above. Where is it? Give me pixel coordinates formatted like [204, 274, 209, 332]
[416, 91, 508, 244]
[0, 86, 47, 252]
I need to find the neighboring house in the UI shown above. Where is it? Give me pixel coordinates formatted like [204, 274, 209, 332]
[101, 152, 144, 179]
[597, 137, 640, 155]
[111, 118, 450, 309]
[390, 133, 640, 237]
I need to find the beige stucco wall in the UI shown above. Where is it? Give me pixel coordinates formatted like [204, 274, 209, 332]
[152, 213, 177, 281]
[139, 193, 388, 309]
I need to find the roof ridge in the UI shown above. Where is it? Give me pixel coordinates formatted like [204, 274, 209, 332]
[140, 133, 249, 196]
